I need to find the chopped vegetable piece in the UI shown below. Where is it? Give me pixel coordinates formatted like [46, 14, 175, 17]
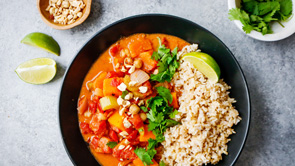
[80, 122, 93, 134]
[109, 130, 119, 142]
[128, 36, 153, 58]
[139, 52, 158, 72]
[130, 69, 150, 86]
[113, 139, 137, 160]
[90, 118, 107, 137]
[109, 44, 120, 57]
[103, 77, 123, 96]
[94, 88, 104, 98]
[99, 96, 119, 111]
[170, 92, 179, 109]
[77, 97, 88, 115]
[90, 136, 112, 153]
[93, 71, 107, 89]
[139, 125, 156, 142]
[129, 114, 144, 129]
[108, 110, 125, 131]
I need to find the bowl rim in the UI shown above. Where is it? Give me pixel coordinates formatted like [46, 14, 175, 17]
[58, 13, 251, 166]
[228, 0, 295, 41]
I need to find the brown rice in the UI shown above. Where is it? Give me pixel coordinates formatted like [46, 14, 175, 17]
[161, 45, 241, 166]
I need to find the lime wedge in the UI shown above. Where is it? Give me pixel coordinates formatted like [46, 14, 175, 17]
[21, 32, 60, 56]
[15, 58, 57, 84]
[181, 52, 221, 83]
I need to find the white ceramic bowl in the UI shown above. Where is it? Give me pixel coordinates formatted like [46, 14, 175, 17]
[228, 0, 295, 41]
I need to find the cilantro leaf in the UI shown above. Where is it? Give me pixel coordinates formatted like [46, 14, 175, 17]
[106, 142, 118, 149]
[147, 139, 158, 150]
[121, 90, 128, 99]
[140, 106, 149, 112]
[165, 119, 180, 127]
[151, 52, 160, 61]
[150, 38, 179, 83]
[159, 161, 166, 166]
[169, 110, 179, 119]
[228, 0, 293, 35]
[156, 86, 173, 104]
[134, 148, 154, 165]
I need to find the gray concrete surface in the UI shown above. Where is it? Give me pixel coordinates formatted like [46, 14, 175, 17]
[0, 0, 294, 165]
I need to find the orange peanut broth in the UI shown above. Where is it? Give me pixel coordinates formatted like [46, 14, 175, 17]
[78, 33, 189, 166]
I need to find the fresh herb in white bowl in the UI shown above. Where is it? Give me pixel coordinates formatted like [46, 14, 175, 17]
[228, 0, 295, 41]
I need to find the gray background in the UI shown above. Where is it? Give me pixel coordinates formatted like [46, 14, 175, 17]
[0, 0, 294, 165]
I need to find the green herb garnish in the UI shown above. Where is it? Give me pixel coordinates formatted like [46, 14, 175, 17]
[135, 87, 180, 165]
[134, 147, 155, 165]
[106, 141, 118, 149]
[121, 90, 128, 99]
[229, 0, 293, 35]
[150, 38, 179, 82]
[159, 161, 166, 166]
[140, 106, 149, 112]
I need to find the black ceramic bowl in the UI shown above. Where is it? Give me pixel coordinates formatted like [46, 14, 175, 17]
[59, 14, 250, 166]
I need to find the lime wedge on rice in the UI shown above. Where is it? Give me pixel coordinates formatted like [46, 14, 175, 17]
[21, 32, 60, 56]
[15, 58, 57, 84]
[181, 52, 221, 83]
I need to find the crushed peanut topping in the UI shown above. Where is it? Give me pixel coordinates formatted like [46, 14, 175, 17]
[139, 86, 148, 93]
[117, 83, 127, 91]
[46, 0, 85, 25]
[128, 66, 136, 74]
[129, 80, 138, 86]
[123, 118, 132, 128]
[119, 131, 129, 138]
[118, 145, 125, 150]
[119, 107, 126, 116]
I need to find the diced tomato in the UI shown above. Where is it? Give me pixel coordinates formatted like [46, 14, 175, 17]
[113, 144, 137, 160]
[97, 102, 103, 113]
[90, 136, 112, 153]
[111, 126, 122, 134]
[142, 81, 153, 97]
[110, 77, 123, 87]
[128, 36, 152, 58]
[109, 44, 120, 57]
[161, 37, 168, 47]
[80, 122, 93, 134]
[78, 97, 88, 115]
[109, 130, 119, 142]
[89, 101, 97, 114]
[106, 71, 125, 78]
[127, 130, 138, 141]
[128, 114, 143, 129]
[138, 52, 158, 72]
[90, 117, 107, 138]
[126, 130, 140, 145]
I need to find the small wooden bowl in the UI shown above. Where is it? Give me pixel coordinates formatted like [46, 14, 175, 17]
[37, 0, 92, 30]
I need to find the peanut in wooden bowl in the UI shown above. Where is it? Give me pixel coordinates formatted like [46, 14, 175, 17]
[37, 0, 92, 30]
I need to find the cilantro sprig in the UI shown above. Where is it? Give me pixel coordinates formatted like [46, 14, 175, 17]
[135, 87, 179, 165]
[229, 0, 293, 35]
[106, 142, 118, 149]
[150, 38, 179, 82]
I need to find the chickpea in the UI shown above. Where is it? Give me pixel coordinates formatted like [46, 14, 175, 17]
[134, 59, 143, 69]
[129, 104, 140, 115]
[139, 113, 147, 121]
[124, 57, 133, 66]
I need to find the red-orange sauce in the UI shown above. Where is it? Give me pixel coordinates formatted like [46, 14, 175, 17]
[78, 33, 189, 166]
